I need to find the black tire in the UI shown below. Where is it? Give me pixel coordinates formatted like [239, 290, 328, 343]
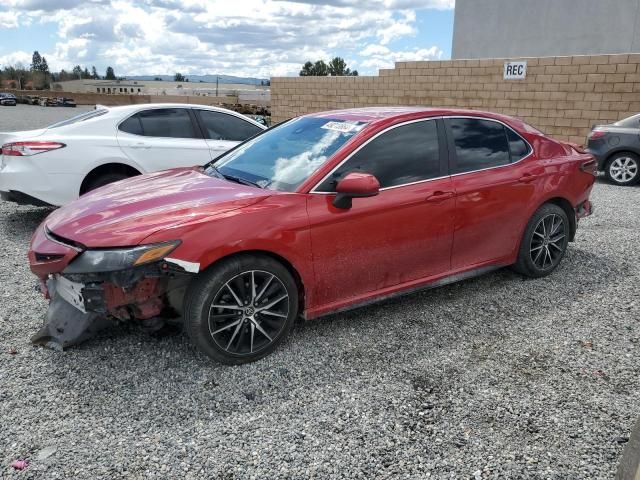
[513, 203, 570, 278]
[604, 152, 640, 186]
[184, 254, 298, 365]
[84, 173, 129, 193]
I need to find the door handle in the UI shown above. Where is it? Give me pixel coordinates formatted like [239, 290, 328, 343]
[131, 142, 150, 149]
[518, 172, 539, 183]
[425, 191, 454, 202]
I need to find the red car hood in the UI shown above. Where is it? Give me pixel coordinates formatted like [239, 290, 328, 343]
[45, 168, 273, 247]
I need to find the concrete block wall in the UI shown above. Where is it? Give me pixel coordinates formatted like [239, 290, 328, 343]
[271, 54, 640, 144]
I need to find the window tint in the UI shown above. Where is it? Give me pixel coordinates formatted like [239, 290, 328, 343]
[449, 118, 510, 173]
[124, 109, 197, 138]
[316, 120, 441, 191]
[197, 110, 263, 141]
[506, 128, 530, 161]
[118, 115, 143, 135]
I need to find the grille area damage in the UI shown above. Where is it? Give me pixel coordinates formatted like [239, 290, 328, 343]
[31, 261, 193, 350]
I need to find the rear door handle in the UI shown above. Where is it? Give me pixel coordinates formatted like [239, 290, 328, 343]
[425, 191, 454, 202]
[130, 142, 150, 149]
[518, 172, 540, 183]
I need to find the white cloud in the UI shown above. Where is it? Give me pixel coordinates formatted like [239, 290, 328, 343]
[359, 43, 444, 69]
[0, 0, 453, 76]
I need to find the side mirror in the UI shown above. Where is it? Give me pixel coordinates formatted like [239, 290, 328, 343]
[332, 172, 380, 209]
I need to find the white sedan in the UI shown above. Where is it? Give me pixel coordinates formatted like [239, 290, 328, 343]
[0, 103, 266, 206]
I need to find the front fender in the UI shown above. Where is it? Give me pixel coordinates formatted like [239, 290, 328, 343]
[141, 194, 316, 307]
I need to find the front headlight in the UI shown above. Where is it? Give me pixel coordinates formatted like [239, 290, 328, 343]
[64, 241, 181, 274]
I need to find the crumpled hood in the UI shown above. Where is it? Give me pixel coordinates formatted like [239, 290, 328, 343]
[46, 167, 273, 248]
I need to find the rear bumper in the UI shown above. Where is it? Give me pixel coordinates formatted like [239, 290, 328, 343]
[0, 156, 81, 206]
[0, 189, 53, 207]
[576, 199, 594, 219]
[585, 143, 609, 170]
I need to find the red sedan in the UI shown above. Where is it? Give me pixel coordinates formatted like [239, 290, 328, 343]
[28, 107, 596, 363]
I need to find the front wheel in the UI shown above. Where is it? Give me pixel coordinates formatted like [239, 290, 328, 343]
[605, 153, 640, 186]
[513, 203, 570, 278]
[184, 254, 298, 364]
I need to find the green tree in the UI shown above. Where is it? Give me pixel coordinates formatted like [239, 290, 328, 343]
[91, 66, 99, 79]
[300, 59, 356, 76]
[40, 57, 49, 74]
[72, 65, 83, 79]
[312, 60, 329, 76]
[82, 67, 90, 79]
[153, 76, 163, 81]
[31, 51, 43, 71]
[299, 61, 314, 76]
[174, 72, 185, 82]
[105, 66, 116, 80]
[327, 57, 358, 76]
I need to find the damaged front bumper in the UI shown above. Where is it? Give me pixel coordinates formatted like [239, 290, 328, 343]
[29, 226, 195, 350]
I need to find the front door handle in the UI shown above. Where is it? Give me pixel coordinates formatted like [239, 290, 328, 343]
[131, 142, 150, 149]
[425, 191, 454, 203]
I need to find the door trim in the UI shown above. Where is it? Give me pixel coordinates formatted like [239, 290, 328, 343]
[304, 261, 507, 319]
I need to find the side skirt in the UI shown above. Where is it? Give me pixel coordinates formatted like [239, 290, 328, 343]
[305, 264, 506, 320]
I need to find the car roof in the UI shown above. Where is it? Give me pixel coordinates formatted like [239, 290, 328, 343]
[103, 103, 238, 114]
[304, 106, 537, 133]
[97, 103, 265, 128]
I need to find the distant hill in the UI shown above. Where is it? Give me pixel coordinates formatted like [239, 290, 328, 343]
[126, 74, 269, 85]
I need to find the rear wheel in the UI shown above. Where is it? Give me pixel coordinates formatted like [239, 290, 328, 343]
[184, 254, 298, 364]
[513, 203, 570, 278]
[84, 173, 129, 193]
[605, 152, 640, 186]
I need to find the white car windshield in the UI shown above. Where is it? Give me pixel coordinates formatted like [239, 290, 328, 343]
[47, 109, 108, 129]
[207, 116, 367, 192]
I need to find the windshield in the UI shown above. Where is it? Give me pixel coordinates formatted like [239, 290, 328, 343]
[47, 109, 108, 129]
[207, 116, 368, 192]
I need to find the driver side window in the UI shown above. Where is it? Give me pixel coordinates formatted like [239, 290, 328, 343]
[315, 120, 442, 192]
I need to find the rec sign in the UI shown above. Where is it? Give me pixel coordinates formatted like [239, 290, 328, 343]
[504, 61, 527, 80]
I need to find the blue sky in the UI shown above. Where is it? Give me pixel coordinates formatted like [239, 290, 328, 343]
[0, 0, 455, 77]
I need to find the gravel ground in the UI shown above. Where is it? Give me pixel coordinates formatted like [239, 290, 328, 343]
[0, 107, 638, 479]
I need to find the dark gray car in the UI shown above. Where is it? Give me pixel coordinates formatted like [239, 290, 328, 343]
[587, 114, 640, 186]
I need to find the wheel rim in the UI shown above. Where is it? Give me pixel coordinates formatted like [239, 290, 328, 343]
[610, 157, 638, 183]
[530, 214, 566, 271]
[208, 270, 290, 356]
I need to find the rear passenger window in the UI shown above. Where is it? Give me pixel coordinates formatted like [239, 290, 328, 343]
[316, 120, 441, 191]
[197, 110, 263, 141]
[448, 118, 510, 173]
[506, 128, 530, 161]
[120, 109, 197, 138]
[119, 115, 143, 135]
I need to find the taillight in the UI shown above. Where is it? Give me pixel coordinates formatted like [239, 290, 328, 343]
[580, 158, 598, 176]
[588, 130, 606, 140]
[1, 141, 65, 157]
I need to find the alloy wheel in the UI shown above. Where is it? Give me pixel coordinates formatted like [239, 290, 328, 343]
[609, 156, 639, 183]
[529, 213, 566, 271]
[208, 270, 290, 355]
